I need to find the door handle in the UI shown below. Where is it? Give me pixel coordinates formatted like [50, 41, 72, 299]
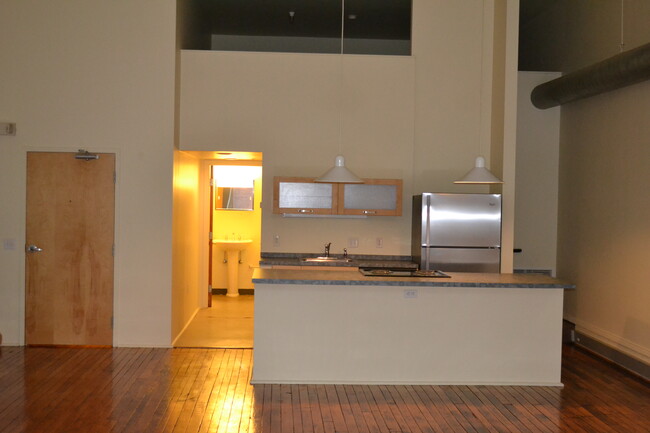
[26, 244, 43, 253]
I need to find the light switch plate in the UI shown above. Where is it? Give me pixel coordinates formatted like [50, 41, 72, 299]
[0, 123, 16, 136]
[2, 238, 17, 250]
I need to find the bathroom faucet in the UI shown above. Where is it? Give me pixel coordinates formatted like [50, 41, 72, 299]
[324, 242, 331, 257]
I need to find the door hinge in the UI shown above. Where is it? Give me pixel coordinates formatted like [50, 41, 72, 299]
[209, 231, 213, 240]
[113, 171, 116, 184]
[112, 244, 115, 257]
[210, 178, 215, 187]
[110, 316, 114, 329]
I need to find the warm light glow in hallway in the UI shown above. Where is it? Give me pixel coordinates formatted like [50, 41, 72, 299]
[175, 295, 253, 348]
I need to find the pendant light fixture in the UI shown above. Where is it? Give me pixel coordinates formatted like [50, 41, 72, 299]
[315, 0, 363, 184]
[454, 156, 503, 184]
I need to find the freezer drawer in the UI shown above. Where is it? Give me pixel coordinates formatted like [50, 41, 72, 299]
[423, 247, 500, 273]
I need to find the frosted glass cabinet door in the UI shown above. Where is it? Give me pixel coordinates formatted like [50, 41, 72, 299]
[339, 179, 402, 216]
[273, 177, 337, 215]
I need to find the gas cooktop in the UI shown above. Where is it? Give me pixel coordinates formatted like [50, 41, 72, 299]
[359, 268, 450, 278]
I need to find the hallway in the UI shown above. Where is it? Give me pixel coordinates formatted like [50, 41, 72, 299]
[175, 295, 253, 348]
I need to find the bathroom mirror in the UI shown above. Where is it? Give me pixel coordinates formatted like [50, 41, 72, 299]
[215, 187, 254, 211]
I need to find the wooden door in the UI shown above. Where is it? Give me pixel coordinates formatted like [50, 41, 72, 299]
[25, 152, 115, 346]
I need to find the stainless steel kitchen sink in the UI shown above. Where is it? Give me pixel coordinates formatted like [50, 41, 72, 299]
[301, 257, 353, 263]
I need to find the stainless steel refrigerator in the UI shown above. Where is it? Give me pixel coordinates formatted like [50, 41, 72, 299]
[412, 193, 502, 273]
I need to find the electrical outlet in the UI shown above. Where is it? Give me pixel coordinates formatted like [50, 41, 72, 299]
[348, 237, 359, 248]
[403, 289, 418, 299]
[2, 239, 16, 250]
[376, 237, 383, 248]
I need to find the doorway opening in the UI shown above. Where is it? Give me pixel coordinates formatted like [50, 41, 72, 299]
[173, 151, 262, 348]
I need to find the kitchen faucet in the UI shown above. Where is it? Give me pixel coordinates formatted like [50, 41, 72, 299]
[324, 242, 331, 257]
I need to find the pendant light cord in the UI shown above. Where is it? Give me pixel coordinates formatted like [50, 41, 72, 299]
[340, 0, 345, 55]
[338, 0, 345, 156]
[620, 0, 625, 52]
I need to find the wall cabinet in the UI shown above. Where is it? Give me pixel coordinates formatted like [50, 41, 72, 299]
[339, 179, 402, 216]
[273, 177, 338, 215]
[273, 177, 401, 216]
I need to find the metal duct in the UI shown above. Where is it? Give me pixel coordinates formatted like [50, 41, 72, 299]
[531, 42, 650, 109]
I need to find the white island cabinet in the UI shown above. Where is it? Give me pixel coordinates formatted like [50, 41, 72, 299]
[252, 269, 574, 386]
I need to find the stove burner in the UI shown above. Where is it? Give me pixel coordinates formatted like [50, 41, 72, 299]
[359, 268, 450, 278]
[369, 269, 392, 275]
[413, 270, 440, 277]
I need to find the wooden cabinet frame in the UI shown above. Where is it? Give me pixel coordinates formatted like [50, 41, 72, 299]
[338, 178, 402, 216]
[273, 177, 338, 215]
[274, 177, 402, 216]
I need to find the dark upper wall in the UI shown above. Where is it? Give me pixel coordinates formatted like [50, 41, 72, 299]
[518, 0, 565, 72]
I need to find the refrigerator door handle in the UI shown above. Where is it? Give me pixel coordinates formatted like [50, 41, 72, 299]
[424, 194, 431, 270]
[424, 245, 501, 249]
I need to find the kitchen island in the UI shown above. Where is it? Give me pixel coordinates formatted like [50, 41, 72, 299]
[252, 268, 574, 386]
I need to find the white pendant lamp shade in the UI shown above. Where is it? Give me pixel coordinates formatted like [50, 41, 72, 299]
[454, 156, 504, 184]
[315, 155, 363, 183]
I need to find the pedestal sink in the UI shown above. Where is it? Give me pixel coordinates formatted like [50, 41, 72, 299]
[213, 239, 252, 297]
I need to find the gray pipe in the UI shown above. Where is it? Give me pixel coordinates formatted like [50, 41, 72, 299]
[531, 42, 650, 109]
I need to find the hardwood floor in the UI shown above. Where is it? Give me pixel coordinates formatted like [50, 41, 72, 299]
[0, 345, 648, 432]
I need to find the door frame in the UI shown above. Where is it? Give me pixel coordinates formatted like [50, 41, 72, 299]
[21, 146, 121, 346]
[197, 158, 263, 309]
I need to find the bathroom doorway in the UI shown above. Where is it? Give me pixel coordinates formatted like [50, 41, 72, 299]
[173, 151, 262, 348]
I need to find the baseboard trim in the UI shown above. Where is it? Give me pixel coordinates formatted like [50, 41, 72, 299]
[211, 288, 254, 295]
[171, 307, 200, 347]
[251, 378, 564, 386]
[574, 330, 650, 382]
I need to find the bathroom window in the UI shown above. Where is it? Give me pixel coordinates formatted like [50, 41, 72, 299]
[180, 0, 412, 56]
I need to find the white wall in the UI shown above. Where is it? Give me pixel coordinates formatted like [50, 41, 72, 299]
[172, 151, 201, 341]
[180, 50, 416, 256]
[514, 72, 561, 273]
[0, 0, 176, 347]
[0, 0, 521, 346]
[490, 0, 520, 274]
[179, 1, 510, 259]
[556, 2, 650, 364]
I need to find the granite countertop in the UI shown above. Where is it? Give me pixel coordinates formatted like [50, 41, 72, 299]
[259, 252, 418, 269]
[252, 268, 575, 289]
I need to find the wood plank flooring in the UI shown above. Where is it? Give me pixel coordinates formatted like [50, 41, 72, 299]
[0, 344, 648, 432]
